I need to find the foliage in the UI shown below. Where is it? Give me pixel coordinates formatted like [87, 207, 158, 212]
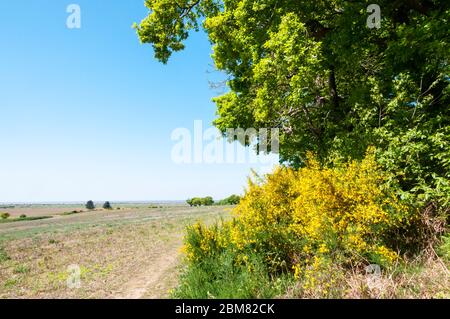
[176, 151, 424, 297]
[174, 246, 291, 298]
[216, 194, 241, 205]
[187, 196, 215, 206]
[177, 220, 291, 298]
[138, 0, 449, 297]
[85, 200, 95, 210]
[19, 214, 27, 219]
[103, 201, 112, 210]
[136, 0, 450, 213]
[1, 212, 10, 220]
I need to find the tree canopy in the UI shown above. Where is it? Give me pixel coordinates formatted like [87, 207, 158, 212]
[86, 200, 95, 210]
[136, 1, 450, 209]
[217, 194, 241, 205]
[103, 201, 112, 210]
[187, 196, 215, 206]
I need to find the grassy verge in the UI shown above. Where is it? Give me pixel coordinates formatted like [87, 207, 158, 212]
[173, 233, 450, 299]
[173, 251, 292, 298]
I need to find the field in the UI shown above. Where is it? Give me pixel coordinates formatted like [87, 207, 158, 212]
[0, 204, 230, 298]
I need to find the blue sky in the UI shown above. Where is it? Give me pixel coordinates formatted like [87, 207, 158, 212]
[0, 1, 277, 203]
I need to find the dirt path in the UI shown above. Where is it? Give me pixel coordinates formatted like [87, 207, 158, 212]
[114, 239, 183, 299]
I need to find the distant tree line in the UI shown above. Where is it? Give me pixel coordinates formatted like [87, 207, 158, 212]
[186, 196, 214, 207]
[186, 195, 241, 207]
[215, 194, 241, 205]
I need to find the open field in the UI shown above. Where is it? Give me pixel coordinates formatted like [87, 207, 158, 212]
[0, 205, 230, 298]
[0, 202, 183, 218]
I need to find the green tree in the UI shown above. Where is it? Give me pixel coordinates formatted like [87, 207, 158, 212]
[191, 198, 203, 207]
[136, 0, 450, 210]
[217, 194, 241, 205]
[226, 194, 241, 205]
[188, 197, 215, 206]
[103, 201, 112, 210]
[86, 200, 95, 210]
[202, 196, 214, 206]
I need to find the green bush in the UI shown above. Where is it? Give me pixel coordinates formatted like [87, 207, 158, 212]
[85, 200, 95, 210]
[103, 201, 112, 210]
[1, 212, 10, 219]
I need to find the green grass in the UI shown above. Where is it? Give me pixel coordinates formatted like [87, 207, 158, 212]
[14, 264, 30, 274]
[173, 251, 292, 299]
[3, 278, 18, 288]
[0, 216, 52, 224]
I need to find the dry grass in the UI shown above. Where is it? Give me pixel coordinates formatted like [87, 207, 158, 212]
[0, 206, 228, 298]
[283, 253, 449, 299]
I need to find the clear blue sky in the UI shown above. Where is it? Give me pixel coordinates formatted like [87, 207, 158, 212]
[0, 1, 277, 203]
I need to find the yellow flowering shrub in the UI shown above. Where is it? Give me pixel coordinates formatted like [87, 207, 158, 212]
[183, 220, 232, 263]
[231, 149, 411, 268]
[182, 148, 415, 292]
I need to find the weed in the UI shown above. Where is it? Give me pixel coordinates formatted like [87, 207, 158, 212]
[0, 246, 10, 263]
[14, 264, 30, 274]
[4, 278, 18, 288]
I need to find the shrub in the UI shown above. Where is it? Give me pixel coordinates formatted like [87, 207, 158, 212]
[1, 212, 10, 219]
[230, 149, 413, 272]
[85, 200, 95, 210]
[103, 201, 112, 210]
[177, 149, 422, 297]
[202, 196, 214, 206]
[19, 214, 27, 219]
